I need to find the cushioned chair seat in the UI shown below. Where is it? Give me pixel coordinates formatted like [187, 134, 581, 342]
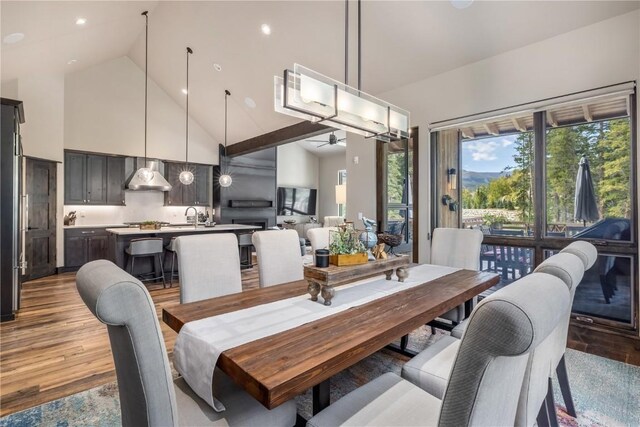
[450, 321, 467, 339]
[401, 336, 459, 399]
[174, 370, 297, 427]
[307, 373, 441, 427]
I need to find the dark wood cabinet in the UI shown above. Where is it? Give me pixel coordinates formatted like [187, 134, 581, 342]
[64, 151, 125, 206]
[64, 228, 110, 269]
[106, 156, 126, 205]
[195, 164, 211, 206]
[164, 162, 211, 206]
[86, 155, 107, 204]
[64, 152, 87, 204]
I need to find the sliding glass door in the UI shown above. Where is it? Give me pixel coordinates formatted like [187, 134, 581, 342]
[377, 128, 418, 261]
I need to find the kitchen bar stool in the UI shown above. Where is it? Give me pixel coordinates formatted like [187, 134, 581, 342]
[165, 237, 179, 286]
[237, 233, 254, 269]
[125, 238, 166, 288]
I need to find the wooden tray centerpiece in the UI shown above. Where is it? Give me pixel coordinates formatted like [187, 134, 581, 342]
[304, 256, 410, 306]
[328, 227, 368, 266]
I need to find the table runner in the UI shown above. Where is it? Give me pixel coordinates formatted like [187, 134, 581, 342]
[173, 264, 460, 411]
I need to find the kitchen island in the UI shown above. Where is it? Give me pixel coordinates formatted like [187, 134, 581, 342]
[106, 224, 261, 273]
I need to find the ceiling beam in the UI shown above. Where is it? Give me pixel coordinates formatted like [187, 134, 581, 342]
[483, 123, 499, 136]
[226, 121, 333, 157]
[547, 112, 558, 127]
[511, 117, 526, 132]
[582, 105, 593, 122]
[461, 128, 475, 139]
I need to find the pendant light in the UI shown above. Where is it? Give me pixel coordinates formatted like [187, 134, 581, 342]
[218, 89, 232, 187]
[273, 0, 410, 142]
[179, 47, 194, 185]
[128, 11, 172, 191]
[136, 11, 154, 183]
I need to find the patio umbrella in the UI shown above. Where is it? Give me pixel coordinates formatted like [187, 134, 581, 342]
[574, 156, 599, 226]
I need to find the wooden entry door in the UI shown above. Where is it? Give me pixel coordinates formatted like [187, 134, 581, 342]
[24, 158, 57, 280]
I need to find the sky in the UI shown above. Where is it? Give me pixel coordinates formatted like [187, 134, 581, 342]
[461, 134, 518, 173]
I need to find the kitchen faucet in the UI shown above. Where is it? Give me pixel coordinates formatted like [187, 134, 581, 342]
[184, 206, 198, 229]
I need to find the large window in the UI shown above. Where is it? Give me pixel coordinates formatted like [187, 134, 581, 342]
[435, 87, 637, 329]
[545, 117, 632, 241]
[461, 116, 535, 237]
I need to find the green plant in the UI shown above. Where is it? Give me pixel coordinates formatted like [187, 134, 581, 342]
[482, 213, 509, 228]
[329, 228, 366, 255]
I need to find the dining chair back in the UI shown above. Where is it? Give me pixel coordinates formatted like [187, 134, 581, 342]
[560, 240, 598, 270]
[323, 216, 344, 228]
[439, 272, 570, 427]
[175, 233, 242, 304]
[252, 229, 304, 287]
[430, 227, 483, 324]
[531, 247, 593, 420]
[76, 260, 178, 426]
[307, 227, 338, 262]
[77, 260, 297, 427]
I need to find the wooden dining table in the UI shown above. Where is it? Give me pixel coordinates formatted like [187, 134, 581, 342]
[162, 267, 499, 416]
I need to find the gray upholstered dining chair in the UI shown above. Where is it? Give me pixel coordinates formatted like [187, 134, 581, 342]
[76, 260, 297, 427]
[174, 233, 242, 304]
[252, 230, 304, 287]
[307, 270, 570, 427]
[454, 240, 597, 419]
[403, 248, 591, 426]
[430, 227, 484, 325]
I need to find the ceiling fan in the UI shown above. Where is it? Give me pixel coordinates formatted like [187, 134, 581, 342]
[308, 132, 346, 148]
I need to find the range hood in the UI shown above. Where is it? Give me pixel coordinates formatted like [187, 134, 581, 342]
[127, 159, 172, 192]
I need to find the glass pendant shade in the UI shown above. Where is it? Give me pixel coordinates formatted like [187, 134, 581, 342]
[179, 170, 194, 185]
[274, 64, 410, 142]
[136, 167, 154, 183]
[219, 174, 232, 187]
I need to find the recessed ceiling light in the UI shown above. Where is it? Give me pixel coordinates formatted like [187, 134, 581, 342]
[181, 88, 188, 95]
[244, 97, 257, 109]
[3, 32, 24, 44]
[450, 0, 473, 9]
[213, 63, 222, 72]
[76, 17, 87, 26]
[67, 59, 78, 65]
[260, 24, 271, 35]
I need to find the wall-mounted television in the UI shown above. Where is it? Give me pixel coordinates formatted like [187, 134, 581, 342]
[277, 187, 317, 216]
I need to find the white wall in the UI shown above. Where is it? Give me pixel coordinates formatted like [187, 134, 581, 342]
[318, 153, 346, 220]
[14, 73, 66, 267]
[64, 56, 217, 165]
[345, 133, 376, 224]
[1, 79, 18, 99]
[370, 10, 640, 263]
[277, 142, 319, 222]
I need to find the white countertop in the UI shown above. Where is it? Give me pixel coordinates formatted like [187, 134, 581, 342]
[106, 224, 260, 235]
[64, 224, 127, 229]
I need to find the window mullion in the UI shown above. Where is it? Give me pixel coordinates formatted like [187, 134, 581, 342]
[533, 111, 546, 266]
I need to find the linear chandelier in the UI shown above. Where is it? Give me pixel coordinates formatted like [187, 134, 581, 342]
[273, 1, 410, 142]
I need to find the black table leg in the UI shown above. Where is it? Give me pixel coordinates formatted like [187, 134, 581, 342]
[464, 298, 475, 319]
[312, 379, 330, 415]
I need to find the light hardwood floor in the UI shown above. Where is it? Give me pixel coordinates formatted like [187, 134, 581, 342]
[0, 269, 260, 417]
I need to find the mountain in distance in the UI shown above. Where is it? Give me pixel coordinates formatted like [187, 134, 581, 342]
[462, 170, 506, 191]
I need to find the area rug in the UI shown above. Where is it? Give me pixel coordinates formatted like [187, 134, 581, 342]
[2, 328, 638, 427]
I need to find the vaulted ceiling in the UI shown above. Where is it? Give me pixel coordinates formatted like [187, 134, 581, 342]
[2, 1, 638, 145]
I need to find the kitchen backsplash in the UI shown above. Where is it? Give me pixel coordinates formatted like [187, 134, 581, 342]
[64, 191, 211, 225]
